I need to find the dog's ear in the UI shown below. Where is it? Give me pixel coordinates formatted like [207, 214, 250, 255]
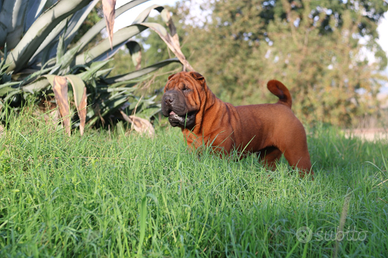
[168, 73, 176, 80]
[189, 72, 205, 84]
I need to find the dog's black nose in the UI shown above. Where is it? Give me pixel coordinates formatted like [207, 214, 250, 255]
[162, 91, 177, 117]
[163, 91, 176, 104]
[165, 95, 173, 104]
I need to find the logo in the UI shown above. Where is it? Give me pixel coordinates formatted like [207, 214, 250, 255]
[296, 226, 313, 243]
[295, 226, 368, 243]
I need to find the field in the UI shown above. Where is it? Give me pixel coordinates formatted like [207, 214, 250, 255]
[0, 112, 387, 257]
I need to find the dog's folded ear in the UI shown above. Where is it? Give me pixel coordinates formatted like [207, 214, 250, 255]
[189, 72, 205, 84]
[168, 73, 177, 80]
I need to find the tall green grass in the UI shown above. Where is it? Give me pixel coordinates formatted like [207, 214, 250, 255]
[0, 110, 387, 257]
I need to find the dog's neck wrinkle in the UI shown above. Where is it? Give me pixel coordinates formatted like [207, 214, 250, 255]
[181, 84, 239, 148]
[181, 88, 222, 137]
[198, 96, 234, 135]
[197, 86, 222, 127]
[204, 86, 216, 111]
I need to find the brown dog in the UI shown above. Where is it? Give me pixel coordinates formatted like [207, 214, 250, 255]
[162, 71, 313, 177]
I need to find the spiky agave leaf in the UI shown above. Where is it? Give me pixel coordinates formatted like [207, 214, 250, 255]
[5, 0, 93, 73]
[74, 4, 183, 66]
[29, 0, 100, 67]
[104, 58, 180, 84]
[0, 1, 192, 135]
[74, 0, 150, 53]
[126, 41, 142, 70]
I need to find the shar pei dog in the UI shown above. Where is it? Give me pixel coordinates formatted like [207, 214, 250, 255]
[162, 71, 313, 177]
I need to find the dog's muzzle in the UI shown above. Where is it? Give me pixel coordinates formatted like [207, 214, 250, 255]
[162, 90, 196, 129]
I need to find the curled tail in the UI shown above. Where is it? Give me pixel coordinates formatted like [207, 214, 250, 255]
[267, 80, 292, 109]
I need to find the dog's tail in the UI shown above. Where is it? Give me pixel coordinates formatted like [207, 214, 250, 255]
[267, 80, 292, 109]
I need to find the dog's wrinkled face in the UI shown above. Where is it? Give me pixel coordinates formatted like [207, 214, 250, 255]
[162, 72, 204, 129]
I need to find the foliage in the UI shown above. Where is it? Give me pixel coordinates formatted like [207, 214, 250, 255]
[176, 0, 388, 127]
[0, 0, 184, 134]
[0, 111, 387, 256]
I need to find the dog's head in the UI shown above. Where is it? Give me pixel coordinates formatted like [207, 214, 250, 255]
[162, 71, 206, 129]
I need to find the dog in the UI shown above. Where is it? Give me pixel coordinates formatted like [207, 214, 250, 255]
[162, 71, 313, 177]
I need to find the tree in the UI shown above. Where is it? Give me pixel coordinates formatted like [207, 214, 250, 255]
[180, 0, 388, 126]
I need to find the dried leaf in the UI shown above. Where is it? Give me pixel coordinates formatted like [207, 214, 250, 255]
[66, 75, 87, 136]
[52, 76, 71, 136]
[78, 87, 87, 136]
[102, 0, 116, 50]
[161, 9, 180, 49]
[120, 111, 155, 137]
[141, 22, 194, 72]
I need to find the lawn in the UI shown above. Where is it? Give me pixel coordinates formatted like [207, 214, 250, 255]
[0, 112, 387, 257]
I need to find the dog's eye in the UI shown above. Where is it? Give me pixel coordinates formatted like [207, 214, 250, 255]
[182, 85, 191, 92]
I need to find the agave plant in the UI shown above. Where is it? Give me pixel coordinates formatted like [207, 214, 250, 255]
[0, 0, 192, 135]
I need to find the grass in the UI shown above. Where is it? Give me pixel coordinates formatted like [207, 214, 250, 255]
[0, 111, 387, 257]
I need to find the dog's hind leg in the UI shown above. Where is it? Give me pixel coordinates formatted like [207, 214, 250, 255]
[283, 146, 313, 178]
[258, 146, 283, 170]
